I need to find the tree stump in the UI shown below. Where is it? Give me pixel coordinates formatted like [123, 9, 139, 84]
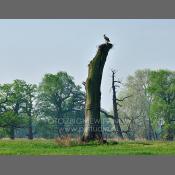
[82, 43, 113, 142]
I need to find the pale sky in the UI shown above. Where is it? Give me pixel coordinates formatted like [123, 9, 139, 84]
[0, 19, 175, 111]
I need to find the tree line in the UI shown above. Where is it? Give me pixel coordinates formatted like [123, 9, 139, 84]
[0, 72, 85, 139]
[117, 69, 175, 141]
[0, 69, 175, 141]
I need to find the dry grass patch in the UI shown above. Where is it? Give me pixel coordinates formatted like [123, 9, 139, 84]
[55, 136, 83, 146]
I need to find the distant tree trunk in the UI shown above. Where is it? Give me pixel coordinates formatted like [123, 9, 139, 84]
[10, 126, 15, 140]
[112, 71, 124, 139]
[147, 117, 155, 140]
[166, 123, 174, 141]
[56, 110, 65, 138]
[10, 104, 19, 140]
[166, 131, 174, 141]
[82, 43, 113, 142]
[28, 112, 33, 140]
[143, 116, 149, 139]
[26, 100, 33, 140]
[56, 116, 64, 137]
[143, 116, 153, 140]
[58, 115, 65, 137]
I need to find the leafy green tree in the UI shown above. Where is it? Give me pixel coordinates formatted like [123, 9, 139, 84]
[118, 69, 155, 140]
[0, 81, 25, 139]
[0, 80, 37, 139]
[37, 71, 85, 137]
[24, 84, 37, 139]
[148, 70, 175, 140]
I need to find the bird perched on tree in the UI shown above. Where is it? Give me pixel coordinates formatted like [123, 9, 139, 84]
[82, 81, 86, 87]
[104, 34, 110, 43]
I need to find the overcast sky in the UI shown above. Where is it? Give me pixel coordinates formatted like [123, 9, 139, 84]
[0, 19, 175, 110]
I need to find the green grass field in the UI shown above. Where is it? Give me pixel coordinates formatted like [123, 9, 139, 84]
[0, 139, 175, 155]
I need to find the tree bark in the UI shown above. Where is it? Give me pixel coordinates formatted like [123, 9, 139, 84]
[28, 113, 33, 140]
[111, 71, 124, 139]
[10, 126, 15, 140]
[147, 117, 155, 140]
[26, 99, 34, 140]
[10, 104, 19, 140]
[82, 43, 113, 142]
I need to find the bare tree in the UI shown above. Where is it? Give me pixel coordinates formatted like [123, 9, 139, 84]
[111, 70, 132, 139]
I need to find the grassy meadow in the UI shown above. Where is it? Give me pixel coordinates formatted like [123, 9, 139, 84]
[0, 139, 175, 155]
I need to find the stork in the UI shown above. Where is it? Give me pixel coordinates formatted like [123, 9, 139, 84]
[104, 34, 110, 43]
[82, 81, 86, 87]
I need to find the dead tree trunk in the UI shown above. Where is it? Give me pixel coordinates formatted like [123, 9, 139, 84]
[111, 70, 124, 139]
[82, 43, 113, 142]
